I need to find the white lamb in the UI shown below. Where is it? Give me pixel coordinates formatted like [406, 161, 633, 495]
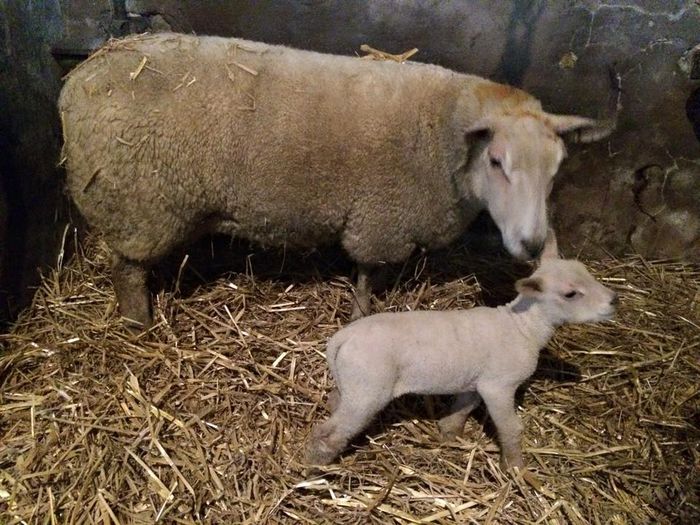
[306, 235, 617, 470]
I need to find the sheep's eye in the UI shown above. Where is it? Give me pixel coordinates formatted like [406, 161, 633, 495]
[490, 157, 502, 169]
[564, 291, 578, 299]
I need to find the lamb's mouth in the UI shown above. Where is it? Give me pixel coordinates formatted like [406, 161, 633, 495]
[598, 308, 616, 321]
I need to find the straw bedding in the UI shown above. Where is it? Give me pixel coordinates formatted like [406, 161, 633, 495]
[0, 233, 698, 524]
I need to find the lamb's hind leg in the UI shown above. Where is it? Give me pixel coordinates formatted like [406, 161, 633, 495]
[438, 391, 482, 440]
[306, 396, 387, 465]
[112, 253, 152, 330]
[326, 389, 341, 413]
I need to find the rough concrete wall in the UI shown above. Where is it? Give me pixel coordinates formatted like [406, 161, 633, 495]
[123, 0, 700, 260]
[0, 0, 68, 325]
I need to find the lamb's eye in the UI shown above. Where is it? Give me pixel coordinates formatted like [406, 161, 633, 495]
[490, 157, 502, 169]
[564, 291, 578, 299]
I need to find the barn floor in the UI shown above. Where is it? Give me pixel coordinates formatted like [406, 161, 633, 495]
[0, 235, 698, 524]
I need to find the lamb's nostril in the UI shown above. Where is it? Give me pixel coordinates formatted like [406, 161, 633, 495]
[610, 293, 619, 306]
[522, 239, 545, 260]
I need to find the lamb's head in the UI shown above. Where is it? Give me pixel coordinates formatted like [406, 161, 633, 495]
[467, 112, 614, 261]
[515, 258, 618, 326]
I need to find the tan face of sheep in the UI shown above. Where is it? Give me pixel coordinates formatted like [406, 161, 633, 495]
[468, 112, 613, 261]
[516, 258, 618, 325]
[469, 116, 560, 260]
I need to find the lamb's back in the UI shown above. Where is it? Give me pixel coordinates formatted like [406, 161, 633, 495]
[330, 308, 537, 396]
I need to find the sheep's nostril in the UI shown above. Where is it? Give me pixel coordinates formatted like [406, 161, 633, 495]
[610, 293, 619, 306]
[522, 239, 545, 260]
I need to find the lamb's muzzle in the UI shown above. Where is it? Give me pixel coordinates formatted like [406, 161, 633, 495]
[306, 254, 617, 471]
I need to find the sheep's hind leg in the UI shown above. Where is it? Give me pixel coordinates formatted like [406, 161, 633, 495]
[438, 391, 481, 440]
[112, 253, 152, 330]
[306, 397, 386, 465]
[350, 264, 373, 321]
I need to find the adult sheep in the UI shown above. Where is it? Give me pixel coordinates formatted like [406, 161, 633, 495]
[59, 33, 614, 328]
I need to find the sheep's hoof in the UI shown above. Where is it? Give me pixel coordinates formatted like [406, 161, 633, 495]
[349, 296, 371, 321]
[122, 316, 153, 334]
[349, 307, 365, 322]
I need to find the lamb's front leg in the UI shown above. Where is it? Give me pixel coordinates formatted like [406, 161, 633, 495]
[438, 391, 481, 439]
[478, 384, 525, 470]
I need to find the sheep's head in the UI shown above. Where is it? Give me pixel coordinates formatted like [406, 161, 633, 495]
[466, 112, 614, 261]
[515, 237, 617, 325]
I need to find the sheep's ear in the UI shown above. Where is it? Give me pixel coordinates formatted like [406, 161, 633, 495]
[540, 227, 560, 260]
[544, 113, 616, 143]
[464, 120, 494, 144]
[463, 121, 494, 168]
[515, 277, 544, 297]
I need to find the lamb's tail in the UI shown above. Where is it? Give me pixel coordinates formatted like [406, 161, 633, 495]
[325, 329, 352, 379]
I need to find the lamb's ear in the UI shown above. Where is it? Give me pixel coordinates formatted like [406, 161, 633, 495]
[540, 227, 560, 260]
[544, 114, 616, 143]
[515, 277, 544, 297]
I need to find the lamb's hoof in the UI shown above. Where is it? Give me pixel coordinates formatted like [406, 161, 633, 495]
[499, 455, 526, 473]
[439, 430, 459, 442]
[437, 420, 464, 441]
[305, 442, 339, 466]
[326, 389, 340, 413]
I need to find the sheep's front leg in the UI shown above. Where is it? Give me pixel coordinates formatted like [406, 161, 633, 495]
[478, 384, 524, 470]
[438, 391, 481, 439]
[112, 253, 152, 330]
[350, 264, 373, 321]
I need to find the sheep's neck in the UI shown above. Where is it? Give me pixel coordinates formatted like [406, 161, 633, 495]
[503, 297, 555, 350]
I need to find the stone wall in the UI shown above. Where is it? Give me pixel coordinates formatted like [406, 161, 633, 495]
[0, 0, 67, 325]
[1, 0, 698, 324]
[0, 0, 145, 326]
[123, 0, 700, 259]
